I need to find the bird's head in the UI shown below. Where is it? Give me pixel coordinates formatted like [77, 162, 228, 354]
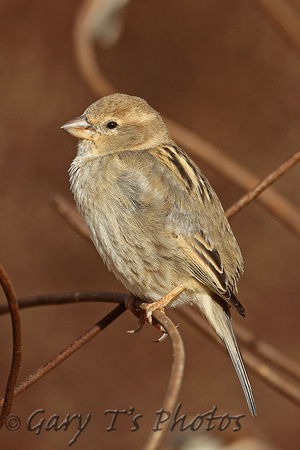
[61, 93, 170, 157]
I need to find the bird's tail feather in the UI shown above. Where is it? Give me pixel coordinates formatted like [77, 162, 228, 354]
[207, 304, 256, 416]
[224, 315, 256, 415]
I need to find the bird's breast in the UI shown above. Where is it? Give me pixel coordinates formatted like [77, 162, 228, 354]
[70, 156, 190, 302]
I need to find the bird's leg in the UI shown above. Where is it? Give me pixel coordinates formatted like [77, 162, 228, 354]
[144, 285, 185, 324]
[125, 294, 166, 334]
[126, 286, 184, 336]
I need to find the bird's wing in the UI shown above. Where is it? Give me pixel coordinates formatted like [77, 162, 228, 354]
[176, 234, 245, 315]
[149, 143, 245, 316]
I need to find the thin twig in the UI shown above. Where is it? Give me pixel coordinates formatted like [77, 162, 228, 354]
[226, 149, 300, 219]
[252, 0, 300, 57]
[73, 0, 300, 238]
[0, 265, 22, 428]
[178, 306, 300, 408]
[140, 305, 185, 450]
[0, 303, 126, 407]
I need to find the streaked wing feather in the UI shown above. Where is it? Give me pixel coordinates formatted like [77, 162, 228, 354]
[178, 235, 245, 315]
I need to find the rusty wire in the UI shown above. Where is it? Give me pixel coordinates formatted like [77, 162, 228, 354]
[137, 304, 185, 450]
[0, 291, 127, 315]
[0, 265, 21, 428]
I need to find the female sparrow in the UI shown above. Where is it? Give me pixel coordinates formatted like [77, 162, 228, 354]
[62, 93, 256, 415]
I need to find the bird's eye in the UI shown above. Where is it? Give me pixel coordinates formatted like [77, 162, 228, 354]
[106, 121, 118, 129]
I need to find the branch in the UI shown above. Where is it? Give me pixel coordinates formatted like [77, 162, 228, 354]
[0, 265, 22, 428]
[140, 304, 185, 450]
[0, 291, 127, 316]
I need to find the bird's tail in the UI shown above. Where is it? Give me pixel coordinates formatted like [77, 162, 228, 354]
[204, 301, 257, 416]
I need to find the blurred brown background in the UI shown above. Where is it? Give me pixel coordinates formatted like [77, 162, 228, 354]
[0, 0, 299, 449]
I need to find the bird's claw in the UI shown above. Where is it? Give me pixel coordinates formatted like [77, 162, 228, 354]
[126, 312, 146, 334]
[125, 294, 146, 333]
[152, 331, 168, 343]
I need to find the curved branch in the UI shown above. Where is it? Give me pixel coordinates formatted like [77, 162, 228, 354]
[74, 0, 116, 95]
[0, 265, 22, 428]
[142, 306, 185, 450]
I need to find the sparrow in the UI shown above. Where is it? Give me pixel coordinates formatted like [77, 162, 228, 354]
[61, 93, 256, 415]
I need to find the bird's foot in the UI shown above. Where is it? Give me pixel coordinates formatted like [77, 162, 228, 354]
[144, 285, 184, 324]
[126, 286, 184, 337]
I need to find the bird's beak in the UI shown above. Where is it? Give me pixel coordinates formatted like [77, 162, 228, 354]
[61, 114, 94, 140]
